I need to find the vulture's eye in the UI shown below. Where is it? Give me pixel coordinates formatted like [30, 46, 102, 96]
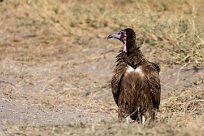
[120, 31, 126, 37]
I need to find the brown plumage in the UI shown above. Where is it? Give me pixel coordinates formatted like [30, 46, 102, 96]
[108, 28, 161, 124]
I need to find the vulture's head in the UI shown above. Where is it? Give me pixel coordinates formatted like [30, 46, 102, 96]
[108, 28, 136, 53]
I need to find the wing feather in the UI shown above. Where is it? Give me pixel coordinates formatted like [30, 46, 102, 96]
[111, 62, 127, 105]
[145, 63, 161, 109]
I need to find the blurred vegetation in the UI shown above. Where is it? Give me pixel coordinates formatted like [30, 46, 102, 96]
[0, 0, 204, 65]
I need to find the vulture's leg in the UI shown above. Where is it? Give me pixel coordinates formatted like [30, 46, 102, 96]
[126, 115, 131, 123]
[143, 110, 154, 125]
[142, 115, 146, 124]
[118, 108, 131, 122]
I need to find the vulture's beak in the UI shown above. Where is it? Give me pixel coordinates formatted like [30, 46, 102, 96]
[107, 33, 121, 40]
[107, 31, 126, 44]
[108, 31, 127, 53]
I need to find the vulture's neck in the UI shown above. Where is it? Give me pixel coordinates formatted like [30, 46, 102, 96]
[117, 42, 144, 68]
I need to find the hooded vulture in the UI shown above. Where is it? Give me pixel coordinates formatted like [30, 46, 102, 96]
[108, 28, 161, 124]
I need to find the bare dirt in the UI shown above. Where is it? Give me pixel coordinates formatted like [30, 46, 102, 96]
[0, 0, 204, 135]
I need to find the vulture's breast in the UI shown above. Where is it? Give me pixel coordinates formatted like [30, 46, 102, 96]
[125, 65, 144, 78]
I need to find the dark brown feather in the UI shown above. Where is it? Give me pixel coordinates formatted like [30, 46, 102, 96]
[110, 28, 161, 123]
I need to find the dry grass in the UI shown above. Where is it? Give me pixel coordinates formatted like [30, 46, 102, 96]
[4, 81, 204, 136]
[0, 0, 204, 135]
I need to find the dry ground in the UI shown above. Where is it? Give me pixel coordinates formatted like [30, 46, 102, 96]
[0, 0, 204, 135]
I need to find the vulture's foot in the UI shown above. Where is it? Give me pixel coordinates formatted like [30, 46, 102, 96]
[142, 115, 146, 124]
[126, 115, 131, 123]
